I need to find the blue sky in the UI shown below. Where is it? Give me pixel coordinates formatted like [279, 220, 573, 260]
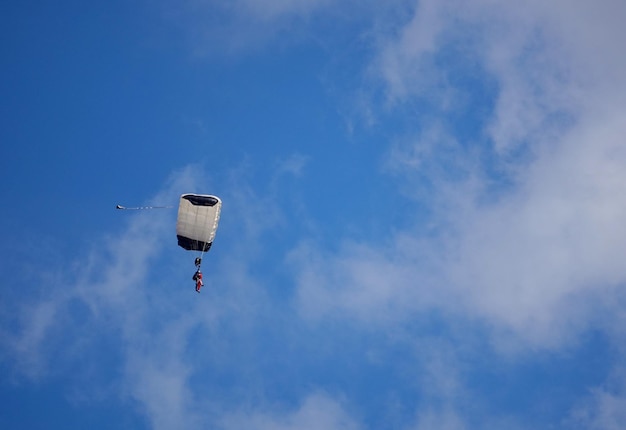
[2, 0, 626, 429]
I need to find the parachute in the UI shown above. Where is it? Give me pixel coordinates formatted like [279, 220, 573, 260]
[118, 193, 221, 293]
[176, 194, 222, 253]
[177, 194, 221, 293]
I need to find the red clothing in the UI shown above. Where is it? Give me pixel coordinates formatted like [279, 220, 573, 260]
[194, 271, 203, 292]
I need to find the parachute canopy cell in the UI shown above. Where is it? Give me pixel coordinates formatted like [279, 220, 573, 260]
[176, 194, 222, 252]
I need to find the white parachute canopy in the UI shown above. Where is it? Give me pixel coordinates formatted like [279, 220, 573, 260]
[176, 194, 222, 252]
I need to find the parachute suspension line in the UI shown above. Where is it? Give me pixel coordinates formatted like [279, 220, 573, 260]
[195, 243, 211, 270]
[196, 247, 207, 268]
[116, 204, 173, 210]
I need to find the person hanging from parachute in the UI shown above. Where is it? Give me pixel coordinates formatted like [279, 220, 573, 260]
[192, 269, 203, 292]
[192, 257, 204, 292]
[176, 194, 222, 293]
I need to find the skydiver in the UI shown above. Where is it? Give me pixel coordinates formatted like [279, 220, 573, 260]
[193, 269, 203, 293]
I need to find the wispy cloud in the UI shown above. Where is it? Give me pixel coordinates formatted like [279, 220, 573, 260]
[218, 392, 360, 430]
[2, 167, 207, 427]
[289, 0, 626, 425]
[163, 0, 336, 56]
[1, 164, 359, 429]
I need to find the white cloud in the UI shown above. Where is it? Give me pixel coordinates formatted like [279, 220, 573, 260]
[274, 153, 309, 178]
[410, 409, 466, 430]
[452, 111, 626, 344]
[1, 164, 364, 430]
[234, 0, 332, 22]
[293, 0, 626, 344]
[10, 300, 63, 379]
[285, 17, 626, 422]
[373, 0, 450, 104]
[2, 167, 206, 426]
[218, 392, 361, 430]
[568, 361, 626, 430]
[164, 0, 337, 56]
[285, 2, 626, 426]
[373, 0, 626, 151]
[572, 390, 626, 430]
